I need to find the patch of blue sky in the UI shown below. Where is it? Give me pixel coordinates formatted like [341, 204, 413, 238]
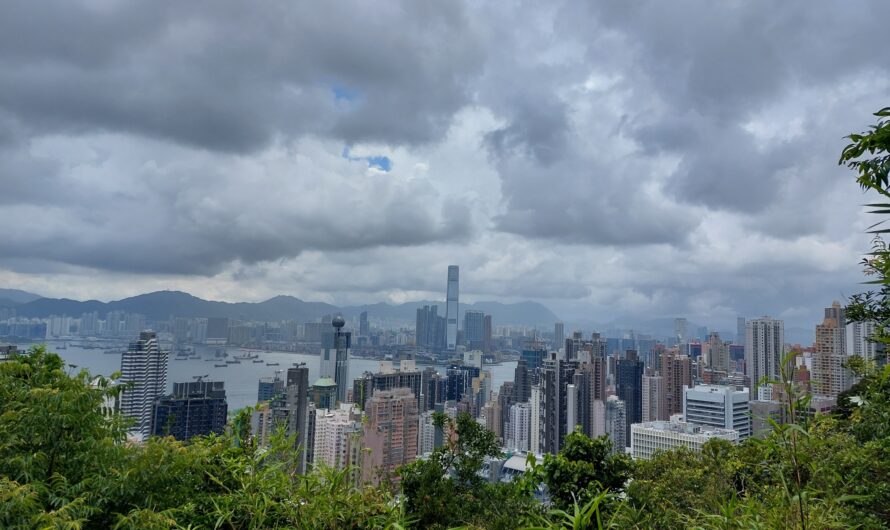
[341, 147, 392, 172]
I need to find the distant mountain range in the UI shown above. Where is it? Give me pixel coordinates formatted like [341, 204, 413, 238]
[0, 290, 562, 327]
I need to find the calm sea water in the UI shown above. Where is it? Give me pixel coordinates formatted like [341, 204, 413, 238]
[36, 341, 517, 411]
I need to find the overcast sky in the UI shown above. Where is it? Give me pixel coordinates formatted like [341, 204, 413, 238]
[1, 1, 888, 329]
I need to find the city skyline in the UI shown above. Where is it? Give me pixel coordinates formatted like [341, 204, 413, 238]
[1, 3, 888, 331]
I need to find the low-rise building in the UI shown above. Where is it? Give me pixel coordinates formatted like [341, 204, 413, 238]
[631, 419, 739, 460]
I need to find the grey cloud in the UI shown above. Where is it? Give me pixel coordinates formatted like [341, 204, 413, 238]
[0, 139, 473, 275]
[0, 1, 484, 151]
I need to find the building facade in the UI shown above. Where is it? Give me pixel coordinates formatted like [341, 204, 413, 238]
[120, 331, 168, 439]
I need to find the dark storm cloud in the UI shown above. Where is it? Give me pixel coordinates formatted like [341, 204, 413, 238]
[0, 0, 483, 151]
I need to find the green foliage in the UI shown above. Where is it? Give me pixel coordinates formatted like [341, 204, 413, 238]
[535, 430, 631, 510]
[399, 412, 542, 529]
[0, 345, 407, 529]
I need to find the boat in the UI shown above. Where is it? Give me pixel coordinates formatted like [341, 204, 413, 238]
[252, 359, 264, 363]
[266, 362, 279, 366]
[226, 359, 241, 364]
[214, 363, 227, 368]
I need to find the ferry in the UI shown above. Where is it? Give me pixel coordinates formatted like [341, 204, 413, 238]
[214, 363, 227, 368]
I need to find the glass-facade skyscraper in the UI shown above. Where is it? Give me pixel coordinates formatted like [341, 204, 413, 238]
[445, 265, 459, 351]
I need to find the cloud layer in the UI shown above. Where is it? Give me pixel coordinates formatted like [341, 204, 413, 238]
[1, 0, 888, 330]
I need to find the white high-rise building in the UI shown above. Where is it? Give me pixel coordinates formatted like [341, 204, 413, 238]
[119, 331, 168, 439]
[605, 395, 626, 453]
[746, 317, 785, 400]
[592, 399, 606, 438]
[506, 402, 531, 452]
[683, 384, 751, 439]
[631, 419, 739, 460]
[445, 265, 459, 351]
[418, 411, 437, 456]
[846, 321, 878, 363]
[313, 404, 362, 471]
[529, 385, 542, 454]
[642, 374, 665, 422]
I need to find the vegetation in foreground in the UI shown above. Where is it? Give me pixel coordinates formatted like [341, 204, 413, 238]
[2, 108, 890, 529]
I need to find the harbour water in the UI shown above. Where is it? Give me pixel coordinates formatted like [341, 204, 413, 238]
[34, 341, 517, 412]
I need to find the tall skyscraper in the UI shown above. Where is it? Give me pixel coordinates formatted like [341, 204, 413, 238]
[482, 314, 493, 354]
[746, 317, 785, 400]
[151, 380, 227, 440]
[320, 317, 351, 403]
[704, 332, 730, 373]
[812, 302, 851, 398]
[736, 317, 746, 346]
[541, 355, 577, 453]
[415, 305, 445, 349]
[605, 396, 626, 454]
[616, 354, 644, 444]
[445, 265, 459, 351]
[362, 388, 419, 485]
[642, 373, 665, 422]
[674, 318, 688, 343]
[271, 365, 310, 474]
[463, 310, 485, 350]
[506, 402, 531, 452]
[359, 311, 370, 337]
[554, 322, 565, 352]
[846, 320, 879, 364]
[663, 352, 692, 417]
[120, 331, 168, 439]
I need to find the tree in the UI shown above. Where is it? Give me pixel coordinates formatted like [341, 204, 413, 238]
[399, 412, 541, 529]
[535, 430, 632, 510]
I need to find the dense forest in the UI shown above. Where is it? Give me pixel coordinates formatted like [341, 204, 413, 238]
[1, 109, 889, 529]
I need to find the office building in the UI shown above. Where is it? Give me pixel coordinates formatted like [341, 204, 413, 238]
[616, 354, 644, 443]
[746, 317, 785, 400]
[310, 377, 338, 410]
[120, 331, 169, 439]
[736, 317, 746, 346]
[362, 388, 419, 485]
[521, 346, 547, 370]
[631, 419, 739, 460]
[415, 305, 445, 350]
[257, 371, 285, 402]
[674, 318, 688, 343]
[464, 310, 485, 350]
[683, 384, 751, 439]
[352, 366, 423, 411]
[359, 311, 370, 337]
[151, 380, 227, 440]
[554, 322, 565, 352]
[483, 314, 493, 354]
[320, 317, 350, 403]
[270, 365, 310, 473]
[445, 265, 459, 351]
